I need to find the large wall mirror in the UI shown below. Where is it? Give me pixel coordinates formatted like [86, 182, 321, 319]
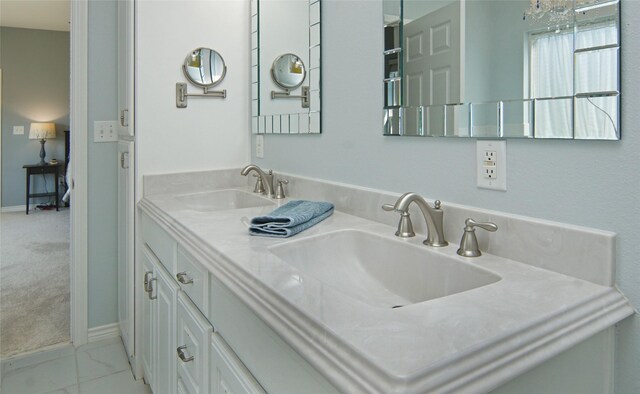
[251, 0, 322, 134]
[383, 0, 620, 140]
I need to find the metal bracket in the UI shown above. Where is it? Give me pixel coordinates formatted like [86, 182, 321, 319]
[271, 86, 310, 108]
[176, 83, 227, 108]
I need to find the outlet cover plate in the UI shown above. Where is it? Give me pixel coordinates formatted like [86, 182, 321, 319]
[13, 126, 24, 135]
[477, 140, 506, 191]
[256, 135, 264, 158]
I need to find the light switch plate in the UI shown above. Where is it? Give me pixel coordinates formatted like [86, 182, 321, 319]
[477, 140, 506, 191]
[94, 121, 118, 142]
[13, 126, 24, 135]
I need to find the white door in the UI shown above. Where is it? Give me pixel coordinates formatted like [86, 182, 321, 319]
[155, 263, 179, 394]
[117, 141, 135, 360]
[403, 1, 462, 134]
[117, 0, 134, 137]
[177, 293, 213, 394]
[141, 248, 156, 391]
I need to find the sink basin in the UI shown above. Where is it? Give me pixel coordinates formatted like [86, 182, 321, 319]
[269, 230, 501, 308]
[175, 189, 274, 212]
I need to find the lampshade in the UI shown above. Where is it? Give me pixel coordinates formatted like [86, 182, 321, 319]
[28, 123, 56, 140]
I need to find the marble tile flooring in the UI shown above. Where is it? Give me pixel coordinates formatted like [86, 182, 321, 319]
[0, 337, 150, 394]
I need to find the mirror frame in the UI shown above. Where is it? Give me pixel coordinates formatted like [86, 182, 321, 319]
[182, 47, 227, 88]
[251, 0, 322, 135]
[382, 0, 621, 140]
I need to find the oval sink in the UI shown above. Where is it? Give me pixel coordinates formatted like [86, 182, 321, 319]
[175, 189, 275, 212]
[269, 230, 501, 308]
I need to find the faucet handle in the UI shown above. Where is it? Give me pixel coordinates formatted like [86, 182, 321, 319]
[457, 218, 498, 257]
[252, 174, 265, 194]
[275, 179, 288, 199]
[465, 218, 498, 232]
[382, 203, 415, 237]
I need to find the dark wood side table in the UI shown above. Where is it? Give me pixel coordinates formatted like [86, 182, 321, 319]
[23, 162, 64, 215]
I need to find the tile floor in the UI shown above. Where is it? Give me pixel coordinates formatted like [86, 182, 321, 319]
[0, 337, 150, 394]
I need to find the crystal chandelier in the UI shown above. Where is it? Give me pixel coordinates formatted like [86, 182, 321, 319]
[523, 0, 574, 26]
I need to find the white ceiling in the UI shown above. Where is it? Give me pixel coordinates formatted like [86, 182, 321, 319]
[1, 1, 70, 32]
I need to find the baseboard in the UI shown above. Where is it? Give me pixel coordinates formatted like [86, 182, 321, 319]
[1, 205, 26, 213]
[88, 323, 120, 343]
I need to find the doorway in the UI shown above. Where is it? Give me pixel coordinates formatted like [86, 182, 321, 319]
[0, 0, 88, 358]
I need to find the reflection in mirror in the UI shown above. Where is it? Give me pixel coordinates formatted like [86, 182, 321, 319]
[272, 54, 307, 89]
[251, 0, 322, 134]
[383, 0, 620, 140]
[183, 48, 226, 87]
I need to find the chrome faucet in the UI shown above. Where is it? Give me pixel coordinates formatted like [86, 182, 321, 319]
[241, 164, 275, 198]
[383, 192, 448, 247]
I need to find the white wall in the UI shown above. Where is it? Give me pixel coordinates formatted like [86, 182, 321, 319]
[251, 1, 639, 392]
[135, 0, 250, 193]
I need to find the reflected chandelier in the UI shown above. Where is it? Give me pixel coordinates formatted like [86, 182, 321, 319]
[523, 0, 574, 26]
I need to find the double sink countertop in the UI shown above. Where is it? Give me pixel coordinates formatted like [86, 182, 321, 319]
[139, 182, 634, 393]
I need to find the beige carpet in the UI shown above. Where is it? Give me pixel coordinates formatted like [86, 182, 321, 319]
[0, 209, 70, 357]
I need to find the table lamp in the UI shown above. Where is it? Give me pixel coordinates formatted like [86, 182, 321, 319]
[29, 123, 56, 165]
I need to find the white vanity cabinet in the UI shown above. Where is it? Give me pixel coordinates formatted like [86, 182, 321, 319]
[141, 245, 180, 394]
[141, 213, 266, 394]
[176, 292, 212, 394]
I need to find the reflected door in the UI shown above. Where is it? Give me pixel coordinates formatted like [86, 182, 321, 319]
[404, 1, 462, 107]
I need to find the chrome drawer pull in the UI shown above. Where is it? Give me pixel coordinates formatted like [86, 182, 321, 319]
[176, 272, 194, 285]
[176, 345, 194, 363]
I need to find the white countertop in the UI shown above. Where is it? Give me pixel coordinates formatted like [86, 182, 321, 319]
[139, 185, 634, 393]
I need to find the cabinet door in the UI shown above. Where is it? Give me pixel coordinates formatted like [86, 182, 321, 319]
[155, 262, 180, 394]
[117, 0, 134, 137]
[209, 333, 265, 394]
[117, 141, 135, 361]
[141, 247, 157, 391]
[177, 292, 213, 394]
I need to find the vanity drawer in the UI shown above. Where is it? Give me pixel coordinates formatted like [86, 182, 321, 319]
[209, 275, 338, 394]
[142, 213, 177, 272]
[177, 246, 209, 312]
[209, 333, 265, 394]
[177, 292, 213, 394]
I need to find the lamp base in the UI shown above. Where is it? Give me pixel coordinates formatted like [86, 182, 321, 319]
[39, 139, 47, 165]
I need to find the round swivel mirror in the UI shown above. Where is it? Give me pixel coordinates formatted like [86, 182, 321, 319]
[271, 54, 306, 90]
[183, 48, 226, 87]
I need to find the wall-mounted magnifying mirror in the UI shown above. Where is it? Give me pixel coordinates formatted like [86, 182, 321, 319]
[183, 47, 227, 87]
[272, 54, 307, 89]
[383, 0, 621, 140]
[271, 54, 309, 108]
[176, 47, 227, 108]
[251, 0, 322, 134]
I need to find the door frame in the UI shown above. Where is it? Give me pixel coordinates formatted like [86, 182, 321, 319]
[70, 0, 89, 346]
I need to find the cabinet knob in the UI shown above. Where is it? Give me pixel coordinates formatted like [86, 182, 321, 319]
[176, 345, 194, 363]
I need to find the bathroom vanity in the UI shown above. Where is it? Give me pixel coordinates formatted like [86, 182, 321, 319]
[137, 169, 633, 394]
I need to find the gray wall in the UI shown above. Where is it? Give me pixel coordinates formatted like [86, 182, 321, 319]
[252, 1, 639, 392]
[87, 0, 118, 328]
[1, 27, 69, 207]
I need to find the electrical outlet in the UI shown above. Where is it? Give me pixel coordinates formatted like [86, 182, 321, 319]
[13, 126, 24, 135]
[477, 140, 506, 191]
[94, 121, 118, 142]
[256, 135, 264, 158]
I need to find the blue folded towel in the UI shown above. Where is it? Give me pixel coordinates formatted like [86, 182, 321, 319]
[249, 200, 334, 238]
